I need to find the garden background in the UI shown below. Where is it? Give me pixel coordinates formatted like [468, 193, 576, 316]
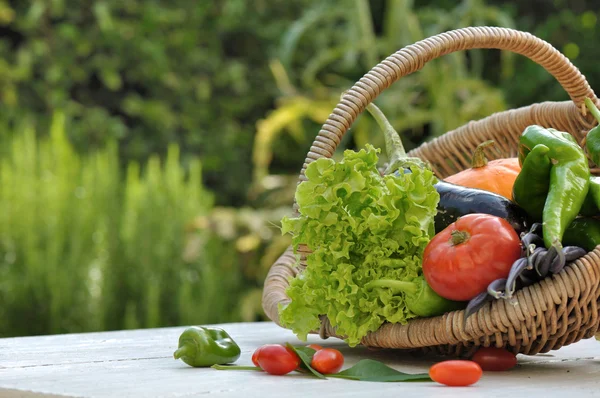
[0, 0, 597, 337]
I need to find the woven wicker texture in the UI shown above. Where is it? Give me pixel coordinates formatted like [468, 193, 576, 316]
[262, 26, 600, 356]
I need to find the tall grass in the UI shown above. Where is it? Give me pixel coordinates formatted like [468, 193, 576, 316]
[0, 113, 246, 337]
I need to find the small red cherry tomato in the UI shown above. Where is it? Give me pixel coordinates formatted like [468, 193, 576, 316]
[310, 348, 344, 374]
[256, 344, 300, 376]
[423, 214, 521, 301]
[429, 360, 482, 386]
[307, 344, 323, 351]
[471, 347, 517, 371]
[251, 346, 263, 367]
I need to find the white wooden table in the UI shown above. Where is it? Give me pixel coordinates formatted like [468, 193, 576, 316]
[2, 321, 600, 397]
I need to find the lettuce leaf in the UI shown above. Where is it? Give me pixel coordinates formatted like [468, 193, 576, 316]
[279, 145, 439, 347]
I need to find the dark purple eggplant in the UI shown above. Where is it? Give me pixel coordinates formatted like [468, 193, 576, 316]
[433, 180, 532, 234]
[393, 170, 532, 234]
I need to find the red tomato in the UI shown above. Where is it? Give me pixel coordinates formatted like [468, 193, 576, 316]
[423, 214, 521, 301]
[471, 347, 517, 371]
[307, 344, 323, 351]
[251, 346, 263, 367]
[310, 348, 344, 374]
[256, 344, 300, 376]
[429, 360, 482, 386]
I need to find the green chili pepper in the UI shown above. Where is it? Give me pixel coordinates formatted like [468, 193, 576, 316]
[173, 326, 241, 367]
[365, 276, 464, 317]
[584, 98, 600, 166]
[514, 146, 600, 218]
[562, 217, 600, 252]
[512, 143, 551, 220]
[518, 125, 590, 250]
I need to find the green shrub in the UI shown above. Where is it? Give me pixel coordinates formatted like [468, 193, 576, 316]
[0, 0, 313, 206]
[0, 113, 248, 337]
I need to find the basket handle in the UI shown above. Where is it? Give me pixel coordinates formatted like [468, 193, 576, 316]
[298, 26, 598, 181]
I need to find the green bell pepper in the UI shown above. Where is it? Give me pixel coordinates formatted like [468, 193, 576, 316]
[517, 125, 590, 250]
[579, 177, 600, 216]
[562, 217, 600, 252]
[173, 326, 241, 367]
[584, 98, 600, 166]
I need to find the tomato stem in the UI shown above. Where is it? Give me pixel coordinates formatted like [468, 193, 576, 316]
[365, 279, 418, 294]
[450, 230, 470, 246]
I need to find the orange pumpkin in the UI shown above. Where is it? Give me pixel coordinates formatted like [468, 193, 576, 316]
[444, 140, 521, 200]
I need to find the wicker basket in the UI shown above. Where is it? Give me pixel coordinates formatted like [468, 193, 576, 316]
[261, 26, 600, 357]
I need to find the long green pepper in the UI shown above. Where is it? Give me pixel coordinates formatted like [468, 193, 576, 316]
[512, 143, 551, 220]
[516, 125, 590, 249]
[514, 147, 600, 218]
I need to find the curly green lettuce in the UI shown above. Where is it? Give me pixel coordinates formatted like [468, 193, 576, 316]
[279, 145, 439, 347]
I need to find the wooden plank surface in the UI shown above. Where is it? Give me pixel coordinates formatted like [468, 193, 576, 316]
[2, 321, 600, 397]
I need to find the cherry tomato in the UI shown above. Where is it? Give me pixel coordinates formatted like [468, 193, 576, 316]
[423, 214, 521, 301]
[251, 346, 263, 367]
[310, 348, 344, 374]
[307, 344, 323, 351]
[471, 347, 517, 371]
[256, 344, 300, 376]
[429, 360, 482, 386]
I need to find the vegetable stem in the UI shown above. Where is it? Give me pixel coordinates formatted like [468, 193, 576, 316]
[366, 279, 418, 294]
[364, 102, 428, 175]
[585, 98, 600, 124]
[365, 103, 406, 172]
[173, 344, 193, 360]
[211, 364, 262, 371]
[471, 140, 495, 168]
[450, 230, 470, 246]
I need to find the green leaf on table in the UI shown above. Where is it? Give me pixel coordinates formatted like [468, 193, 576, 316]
[286, 343, 326, 379]
[327, 359, 432, 382]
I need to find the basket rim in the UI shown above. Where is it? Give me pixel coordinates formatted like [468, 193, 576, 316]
[294, 26, 598, 189]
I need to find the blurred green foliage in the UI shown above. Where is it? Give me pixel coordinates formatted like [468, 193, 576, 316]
[2, 0, 600, 337]
[0, 112, 228, 337]
[488, 0, 600, 108]
[0, 0, 312, 206]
